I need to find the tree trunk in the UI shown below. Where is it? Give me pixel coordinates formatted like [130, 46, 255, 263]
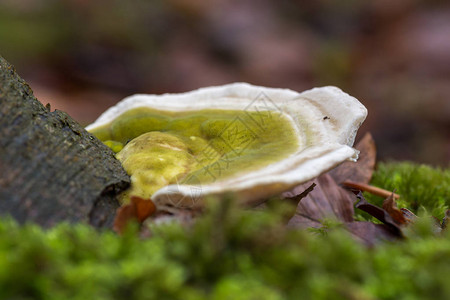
[0, 56, 130, 228]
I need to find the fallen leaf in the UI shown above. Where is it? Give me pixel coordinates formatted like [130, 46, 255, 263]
[287, 174, 355, 229]
[355, 192, 403, 237]
[329, 132, 376, 185]
[345, 221, 399, 247]
[282, 182, 316, 204]
[286, 174, 402, 245]
[134, 197, 157, 222]
[400, 208, 417, 224]
[277, 133, 402, 245]
[382, 191, 408, 225]
[113, 196, 156, 234]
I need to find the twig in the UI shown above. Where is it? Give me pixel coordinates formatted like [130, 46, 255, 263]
[342, 181, 400, 199]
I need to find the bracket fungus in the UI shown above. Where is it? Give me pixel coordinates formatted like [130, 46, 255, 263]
[87, 83, 367, 208]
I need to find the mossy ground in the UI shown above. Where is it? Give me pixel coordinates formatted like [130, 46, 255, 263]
[358, 162, 449, 221]
[0, 162, 449, 300]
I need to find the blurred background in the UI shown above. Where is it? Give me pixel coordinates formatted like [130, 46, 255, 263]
[1, 0, 449, 166]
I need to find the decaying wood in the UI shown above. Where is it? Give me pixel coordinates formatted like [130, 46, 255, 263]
[0, 55, 130, 228]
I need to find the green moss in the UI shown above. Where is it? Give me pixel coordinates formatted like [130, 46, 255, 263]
[360, 162, 450, 220]
[90, 108, 299, 201]
[1, 162, 449, 299]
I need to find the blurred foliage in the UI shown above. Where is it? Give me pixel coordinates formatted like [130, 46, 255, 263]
[0, 162, 450, 299]
[0, 1, 69, 61]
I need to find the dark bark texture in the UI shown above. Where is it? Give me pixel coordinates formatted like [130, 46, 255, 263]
[0, 56, 130, 228]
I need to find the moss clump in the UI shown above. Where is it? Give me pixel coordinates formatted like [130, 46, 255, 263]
[1, 163, 449, 300]
[362, 162, 449, 219]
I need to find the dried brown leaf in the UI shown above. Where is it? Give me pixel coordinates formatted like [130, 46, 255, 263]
[272, 182, 317, 222]
[280, 133, 409, 245]
[287, 174, 355, 229]
[287, 176, 401, 245]
[355, 192, 403, 237]
[400, 208, 417, 224]
[382, 192, 408, 225]
[329, 132, 376, 184]
[282, 182, 316, 203]
[113, 196, 156, 234]
[345, 221, 399, 247]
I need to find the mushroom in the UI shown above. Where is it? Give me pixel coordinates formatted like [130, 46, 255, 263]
[86, 83, 367, 207]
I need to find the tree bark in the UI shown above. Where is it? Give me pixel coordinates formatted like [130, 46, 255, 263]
[0, 55, 130, 228]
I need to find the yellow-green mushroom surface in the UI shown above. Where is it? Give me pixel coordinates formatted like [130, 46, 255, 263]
[87, 83, 367, 207]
